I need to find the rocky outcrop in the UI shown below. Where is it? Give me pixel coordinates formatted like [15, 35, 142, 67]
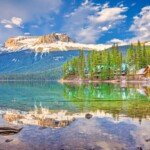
[36, 33, 74, 44]
[4, 33, 74, 51]
[4, 33, 112, 52]
[4, 38, 22, 50]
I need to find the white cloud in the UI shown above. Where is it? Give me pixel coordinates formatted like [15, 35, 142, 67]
[102, 2, 109, 9]
[0, 0, 62, 43]
[24, 32, 31, 35]
[107, 6, 150, 44]
[101, 26, 109, 31]
[0, 0, 62, 22]
[4, 24, 13, 29]
[108, 38, 127, 45]
[0, 17, 23, 30]
[1, 19, 11, 24]
[63, 1, 128, 43]
[88, 7, 127, 23]
[129, 6, 150, 42]
[78, 27, 100, 43]
[11, 17, 22, 26]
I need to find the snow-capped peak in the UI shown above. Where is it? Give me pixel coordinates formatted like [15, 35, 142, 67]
[4, 33, 112, 52]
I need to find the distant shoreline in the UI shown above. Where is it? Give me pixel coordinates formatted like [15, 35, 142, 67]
[58, 78, 150, 84]
[0, 78, 149, 85]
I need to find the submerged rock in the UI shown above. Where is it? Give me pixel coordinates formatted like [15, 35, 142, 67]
[0, 126, 22, 135]
[38, 118, 73, 128]
[85, 113, 93, 119]
[137, 147, 143, 150]
[145, 138, 150, 142]
[39, 126, 47, 130]
[5, 139, 13, 142]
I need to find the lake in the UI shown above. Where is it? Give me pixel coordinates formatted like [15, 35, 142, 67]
[0, 81, 150, 150]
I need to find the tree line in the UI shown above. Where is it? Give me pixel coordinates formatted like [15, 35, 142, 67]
[63, 42, 150, 80]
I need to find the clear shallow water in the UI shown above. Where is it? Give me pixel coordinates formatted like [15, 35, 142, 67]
[0, 81, 150, 150]
[0, 81, 149, 111]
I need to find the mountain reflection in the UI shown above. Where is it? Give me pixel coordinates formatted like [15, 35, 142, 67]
[0, 81, 149, 122]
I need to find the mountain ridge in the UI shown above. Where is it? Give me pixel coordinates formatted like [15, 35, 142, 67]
[0, 49, 84, 80]
[4, 33, 112, 52]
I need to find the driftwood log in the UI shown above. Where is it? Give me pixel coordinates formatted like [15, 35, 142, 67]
[0, 126, 22, 135]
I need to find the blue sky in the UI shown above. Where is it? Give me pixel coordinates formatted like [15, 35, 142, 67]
[0, 0, 149, 44]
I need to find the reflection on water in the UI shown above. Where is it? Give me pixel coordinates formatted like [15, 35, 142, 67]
[0, 81, 150, 149]
[0, 114, 150, 150]
[64, 82, 150, 101]
[0, 81, 149, 119]
[63, 83, 150, 121]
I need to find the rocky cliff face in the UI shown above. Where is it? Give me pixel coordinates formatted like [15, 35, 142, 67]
[36, 33, 74, 44]
[4, 33, 112, 52]
[4, 33, 74, 50]
[4, 37, 22, 50]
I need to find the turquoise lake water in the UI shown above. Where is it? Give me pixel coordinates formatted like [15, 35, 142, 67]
[0, 81, 149, 112]
[0, 81, 150, 149]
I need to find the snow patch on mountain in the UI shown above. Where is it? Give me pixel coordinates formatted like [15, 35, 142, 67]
[4, 33, 113, 52]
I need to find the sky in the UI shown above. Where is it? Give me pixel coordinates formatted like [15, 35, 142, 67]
[0, 0, 149, 44]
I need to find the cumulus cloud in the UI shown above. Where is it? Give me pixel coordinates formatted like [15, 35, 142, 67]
[11, 17, 22, 26]
[88, 6, 127, 23]
[107, 5, 150, 45]
[129, 6, 150, 42]
[1, 17, 22, 28]
[107, 38, 127, 45]
[0, 0, 62, 43]
[0, 0, 62, 22]
[63, 1, 128, 43]
[101, 26, 109, 31]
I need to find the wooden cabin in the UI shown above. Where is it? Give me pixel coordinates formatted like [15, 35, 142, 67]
[143, 65, 150, 78]
[136, 65, 150, 79]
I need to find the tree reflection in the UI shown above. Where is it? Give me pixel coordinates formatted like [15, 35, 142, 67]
[63, 83, 150, 121]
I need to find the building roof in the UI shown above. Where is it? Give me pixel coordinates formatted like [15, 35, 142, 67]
[136, 65, 150, 75]
[136, 68, 145, 75]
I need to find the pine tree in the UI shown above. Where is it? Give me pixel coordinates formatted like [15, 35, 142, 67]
[137, 41, 142, 69]
[63, 40, 148, 81]
[87, 52, 93, 79]
[126, 44, 135, 73]
[78, 50, 85, 78]
[142, 43, 147, 67]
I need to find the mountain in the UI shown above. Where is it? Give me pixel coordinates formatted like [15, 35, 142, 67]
[0, 32, 126, 81]
[0, 46, 128, 81]
[4, 33, 111, 51]
[1, 44, 148, 80]
[2, 33, 149, 80]
[0, 49, 85, 80]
